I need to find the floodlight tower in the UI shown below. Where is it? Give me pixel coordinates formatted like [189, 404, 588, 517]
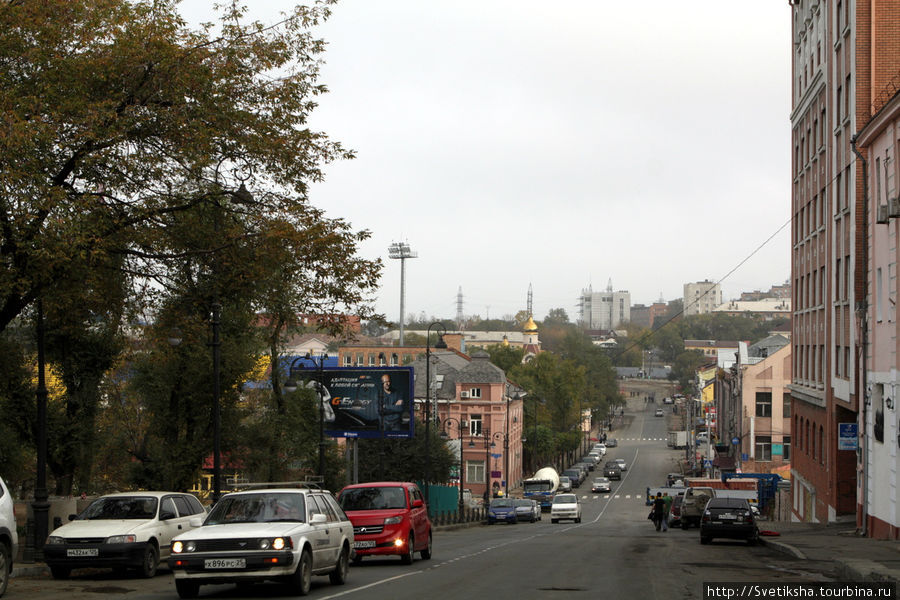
[388, 242, 417, 345]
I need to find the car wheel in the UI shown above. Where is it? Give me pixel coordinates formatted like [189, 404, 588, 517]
[681, 520, 689, 530]
[329, 545, 349, 585]
[175, 579, 200, 599]
[290, 549, 313, 596]
[138, 543, 159, 578]
[747, 529, 759, 546]
[551, 518, 558, 524]
[420, 533, 432, 560]
[700, 535, 712, 545]
[50, 565, 71, 580]
[576, 517, 582, 523]
[400, 534, 414, 565]
[0, 543, 9, 597]
[352, 555, 363, 565]
[530, 515, 536, 523]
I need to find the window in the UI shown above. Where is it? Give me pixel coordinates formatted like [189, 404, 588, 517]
[390, 353, 398, 366]
[755, 436, 772, 461]
[469, 415, 483, 437]
[819, 425, 825, 464]
[877, 268, 884, 322]
[783, 435, 791, 460]
[755, 392, 773, 417]
[469, 388, 482, 399]
[467, 460, 486, 484]
[368, 354, 375, 366]
[343, 355, 352, 366]
[356, 353, 363, 366]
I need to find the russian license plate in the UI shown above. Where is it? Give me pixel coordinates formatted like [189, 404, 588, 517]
[718, 513, 736, 520]
[204, 558, 246, 569]
[353, 541, 375, 549]
[67, 548, 98, 557]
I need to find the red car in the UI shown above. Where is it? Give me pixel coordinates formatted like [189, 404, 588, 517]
[336, 482, 432, 564]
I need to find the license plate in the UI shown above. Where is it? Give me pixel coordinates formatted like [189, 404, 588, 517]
[353, 541, 375, 549]
[719, 513, 736, 520]
[67, 548, 98, 557]
[204, 558, 246, 569]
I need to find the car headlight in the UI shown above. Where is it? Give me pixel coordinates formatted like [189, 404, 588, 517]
[383, 516, 403, 525]
[106, 535, 137, 544]
[46, 536, 64, 545]
[172, 541, 184, 553]
[272, 537, 287, 550]
[172, 540, 197, 553]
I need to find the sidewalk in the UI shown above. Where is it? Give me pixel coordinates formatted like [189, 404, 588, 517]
[758, 521, 900, 583]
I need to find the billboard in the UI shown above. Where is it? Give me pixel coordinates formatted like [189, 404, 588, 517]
[298, 367, 414, 439]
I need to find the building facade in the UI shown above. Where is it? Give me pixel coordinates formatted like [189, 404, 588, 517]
[580, 282, 631, 329]
[683, 281, 723, 316]
[789, 0, 878, 526]
[853, 15, 900, 539]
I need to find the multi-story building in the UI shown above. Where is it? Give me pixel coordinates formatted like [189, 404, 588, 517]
[789, 0, 870, 526]
[720, 337, 793, 475]
[712, 298, 792, 320]
[850, 9, 900, 539]
[580, 281, 631, 329]
[683, 281, 722, 316]
[630, 301, 668, 329]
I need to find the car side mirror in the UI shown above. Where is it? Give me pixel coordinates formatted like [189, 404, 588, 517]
[411, 499, 424, 509]
[160, 510, 176, 521]
[311, 513, 327, 524]
[189, 517, 203, 528]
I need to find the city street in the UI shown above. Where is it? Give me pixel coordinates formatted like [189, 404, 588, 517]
[7, 400, 840, 600]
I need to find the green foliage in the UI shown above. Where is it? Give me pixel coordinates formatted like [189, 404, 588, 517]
[671, 350, 708, 394]
[0, 334, 36, 487]
[481, 344, 525, 373]
[354, 419, 456, 483]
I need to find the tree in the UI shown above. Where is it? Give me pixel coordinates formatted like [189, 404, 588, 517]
[482, 344, 525, 373]
[0, 0, 350, 334]
[543, 308, 569, 325]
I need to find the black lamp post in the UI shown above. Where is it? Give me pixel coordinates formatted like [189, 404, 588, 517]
[492, 431, 506, 497]
[424, 322, 447, 506]
[439, 418, 465, 512]
[284, 352, 328, 479]
[31, 299, 49, 560]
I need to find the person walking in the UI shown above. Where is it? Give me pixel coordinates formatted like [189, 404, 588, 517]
[660, 493, 673, 532]
[652, 494, 666, 532]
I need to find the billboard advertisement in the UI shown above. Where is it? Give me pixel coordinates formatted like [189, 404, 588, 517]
[297, 367, 414, 439]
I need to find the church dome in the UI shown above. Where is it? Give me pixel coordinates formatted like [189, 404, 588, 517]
[524, 316, 538, 333]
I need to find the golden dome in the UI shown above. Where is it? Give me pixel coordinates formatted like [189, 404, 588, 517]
[501, 335, 509, 347]
[524, 317, 538, 333]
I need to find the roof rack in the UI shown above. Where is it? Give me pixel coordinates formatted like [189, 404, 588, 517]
[234, 478, 325, 491]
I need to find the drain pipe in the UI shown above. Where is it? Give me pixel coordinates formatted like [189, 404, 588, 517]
[850, 133, 869, 536]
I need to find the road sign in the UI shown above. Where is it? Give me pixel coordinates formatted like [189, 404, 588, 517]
[703, 459, 712, 468]
[838, 422, 858, 450]
[731, 437, 740, 445]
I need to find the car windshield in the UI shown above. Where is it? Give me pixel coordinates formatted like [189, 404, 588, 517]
[514, 499, 532, 507]
[80, 496, 158, 520]
[553, 495, 576, 504]
[491, 499, 514, 508]
[594, 478, 609, 484]
[523, 481, 552, 493]
[338, 486, 407, 511]
[205, 493, 306, 524]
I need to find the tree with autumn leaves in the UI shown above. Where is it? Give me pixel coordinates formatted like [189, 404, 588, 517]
[0, 0, 381, 494]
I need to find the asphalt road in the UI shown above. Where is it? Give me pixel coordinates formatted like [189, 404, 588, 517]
[7, 399, 839, 600]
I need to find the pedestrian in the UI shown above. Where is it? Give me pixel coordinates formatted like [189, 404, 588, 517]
[661, 493, 673, 532]
[652, 493, 666, 532]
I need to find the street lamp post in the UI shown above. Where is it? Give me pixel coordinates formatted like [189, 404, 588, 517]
[440, 418, 465, 513]
[31, 299, 49, 561]
[284, 353, 329, 479]
[424, 322, 447, 507]
[492, 431, 506, 497]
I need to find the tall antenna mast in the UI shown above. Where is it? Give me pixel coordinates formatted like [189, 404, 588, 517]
[456, 286, 464, 330]
[527, 283, 533, 318]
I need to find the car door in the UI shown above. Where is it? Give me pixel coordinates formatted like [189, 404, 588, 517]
[154, 496, 185, 558]
[409, 486, 428, 549]
[308, 494, 339, 568]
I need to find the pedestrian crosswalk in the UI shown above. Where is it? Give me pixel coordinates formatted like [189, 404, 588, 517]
[578, 494, 646, 502]
[617, 437, 669, 441]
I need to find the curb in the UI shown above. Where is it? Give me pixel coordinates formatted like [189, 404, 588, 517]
[758, 536, 807, 560]
[11, 563, 49, 578]
[836, 558, 900, 584]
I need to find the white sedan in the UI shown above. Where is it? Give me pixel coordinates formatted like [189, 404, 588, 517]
[550, 494, 582, 523]
[614, 458, 627, 471]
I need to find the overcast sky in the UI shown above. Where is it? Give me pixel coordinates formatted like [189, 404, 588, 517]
[179, 1, 792, 325]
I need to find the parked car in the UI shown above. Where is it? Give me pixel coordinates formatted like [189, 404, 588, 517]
[486, 499, 518, 525]
[0, 476, 18, 598]
[592, 444, 607, 456]
[513, 499, 541, 523]
[614, 458, 628, 471]
[562, 469, 583, 487]
[680, 486, 715, 529]
[655, 408, 664, 417]
[557, 476, 573, 493]
[606, 438, 618, 448]
[44, 491, 205, 580]
[603, 463, 622, 480]
[591, 477, 611, 493]
[668, 494, 684, 527]
[169, 485, 353, 598]
[699, 497, 759, 545]
[575, 460, 595, 473]
[550, 494, 582, 523]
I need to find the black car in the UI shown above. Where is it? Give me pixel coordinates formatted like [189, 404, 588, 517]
[699, 497, 759, 545]
[562, 469, 583, 487]
[603, 463, 622, 480]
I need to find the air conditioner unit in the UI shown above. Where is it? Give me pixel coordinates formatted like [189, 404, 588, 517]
[460, 391, 470, 398]
[877, 204, 889, 224]
[889, 197, 900, 218]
